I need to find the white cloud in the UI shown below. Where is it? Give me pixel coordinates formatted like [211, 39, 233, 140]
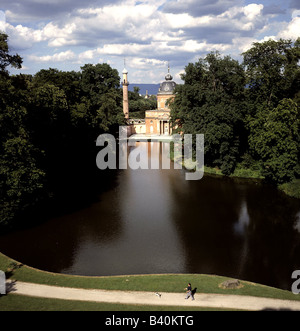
[243, 4, 264, 21]
[5, 23, 45, 50]
[3, 0, 299, 81]
[0, 11, 6, 32]
[28, 50, 76, 62]
[4, 1, 271, 55]
[278, 17, 300, 39]
[78, 49, 97, 60]
[292, 10, 300, 19]
[129, 57, 166, 69]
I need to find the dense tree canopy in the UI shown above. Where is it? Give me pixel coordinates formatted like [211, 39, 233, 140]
[248, 99, 299, 183]
[170, 52, 247, 175]
[170, 39, 300, 182]
[0, 40, 45, 225]
[128, 87, 157, 118]
[0, 33, 125, 226]
[243, 38, 300, 109]
[244, 38, 300, 183]
[0, 32, 299, 226]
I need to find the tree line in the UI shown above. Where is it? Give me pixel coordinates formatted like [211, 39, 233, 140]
[170, 38, 300, 185]
[0, 33, 131, 226]
[0, 32, 161, 227]
[129, 86, 157, 118]
[0, 32, 299, 226]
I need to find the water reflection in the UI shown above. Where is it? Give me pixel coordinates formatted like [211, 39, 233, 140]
[294, 212, 300, 233]
[234, 202, 250, 236]
[170, 175, 246, 277]
[0, 142, 299, 290]
[60, 142, 186, 275]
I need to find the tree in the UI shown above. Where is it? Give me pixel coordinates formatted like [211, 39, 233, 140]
[33, 68, 81, 108]
[72, 63, 123, 135]
[170, 52, 246, 175]
[129, 92, 157, 117]
[28, 84, 69, 146]
[133, 86, 140, 96]
[0, 33, 22, 75]
[0, 36, 127, 226]
[80, 63, 120, 106]
[0, 101, 46, 226]
[248, 99, 299, 183]
[243, 38, 300, 110]
[0, 33, 46, 225]
[0, 33, 23, 112]
[244, 39, 300, 182]
[0, 125, 46, 225]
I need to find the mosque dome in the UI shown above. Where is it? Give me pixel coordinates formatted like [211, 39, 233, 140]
[158, 68, 176, 95]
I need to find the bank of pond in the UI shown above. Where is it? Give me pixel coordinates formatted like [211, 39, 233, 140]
[0, 142, 299, 293]
[0, 252, 300, 304]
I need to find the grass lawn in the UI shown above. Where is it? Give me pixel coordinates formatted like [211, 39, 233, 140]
[1, 294, 239, 311]
[1, 251, 300, 311]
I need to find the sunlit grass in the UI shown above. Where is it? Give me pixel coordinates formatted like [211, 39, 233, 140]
[279, 179, 300, 199]
[0, 252, 299, 302]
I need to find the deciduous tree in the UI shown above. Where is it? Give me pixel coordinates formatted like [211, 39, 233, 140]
[248, 99, 299, 183]
[170, 52, 246, 175]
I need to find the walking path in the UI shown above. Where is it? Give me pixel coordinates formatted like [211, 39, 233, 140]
[6, 281, 300, 311]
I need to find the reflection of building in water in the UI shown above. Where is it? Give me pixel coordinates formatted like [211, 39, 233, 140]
[123, 64, 176, 136]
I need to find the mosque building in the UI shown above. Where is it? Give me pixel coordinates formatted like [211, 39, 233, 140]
[122, 64, 176, 136]
[145, 66, 176, 135]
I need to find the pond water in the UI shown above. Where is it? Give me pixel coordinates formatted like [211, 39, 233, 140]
[0, 142, 300, 291]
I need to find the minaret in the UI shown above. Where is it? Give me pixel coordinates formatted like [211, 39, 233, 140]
[122, 63, 129, 120]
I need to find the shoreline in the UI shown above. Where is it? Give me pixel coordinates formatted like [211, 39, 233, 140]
[0, 252, 299, 302]
[180, 158, 299, 200]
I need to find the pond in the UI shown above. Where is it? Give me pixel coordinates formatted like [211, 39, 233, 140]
[0, 142, 300, 291]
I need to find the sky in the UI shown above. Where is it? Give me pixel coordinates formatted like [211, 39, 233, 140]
[0, 0, 299, 83]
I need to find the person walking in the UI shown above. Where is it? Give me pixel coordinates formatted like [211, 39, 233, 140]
[185, 283, 194, 300]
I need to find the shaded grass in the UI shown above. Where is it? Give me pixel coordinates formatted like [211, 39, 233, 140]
[0, 294, 237, 311]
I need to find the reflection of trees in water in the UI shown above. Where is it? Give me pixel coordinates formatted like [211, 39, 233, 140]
[1, 141, 299, 289]
[170, 175, 245, 277]
[0, 168, 122, 274]
[170, 175, 300, 290]
[241, 185, 300, 290]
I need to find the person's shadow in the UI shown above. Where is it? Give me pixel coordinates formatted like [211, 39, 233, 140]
[192, 288, 197, 296]
[6, 281, 17, 294]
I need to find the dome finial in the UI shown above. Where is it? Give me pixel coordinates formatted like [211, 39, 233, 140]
[165, 62, 173, 81]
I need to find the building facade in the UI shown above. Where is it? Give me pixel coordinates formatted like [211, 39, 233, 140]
[122, 65, 176, 136]
[129, 118, 146, 134]
[145, 68, 176, 135]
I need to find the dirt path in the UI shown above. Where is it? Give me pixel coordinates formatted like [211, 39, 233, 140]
[5, 280, 300, 311]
